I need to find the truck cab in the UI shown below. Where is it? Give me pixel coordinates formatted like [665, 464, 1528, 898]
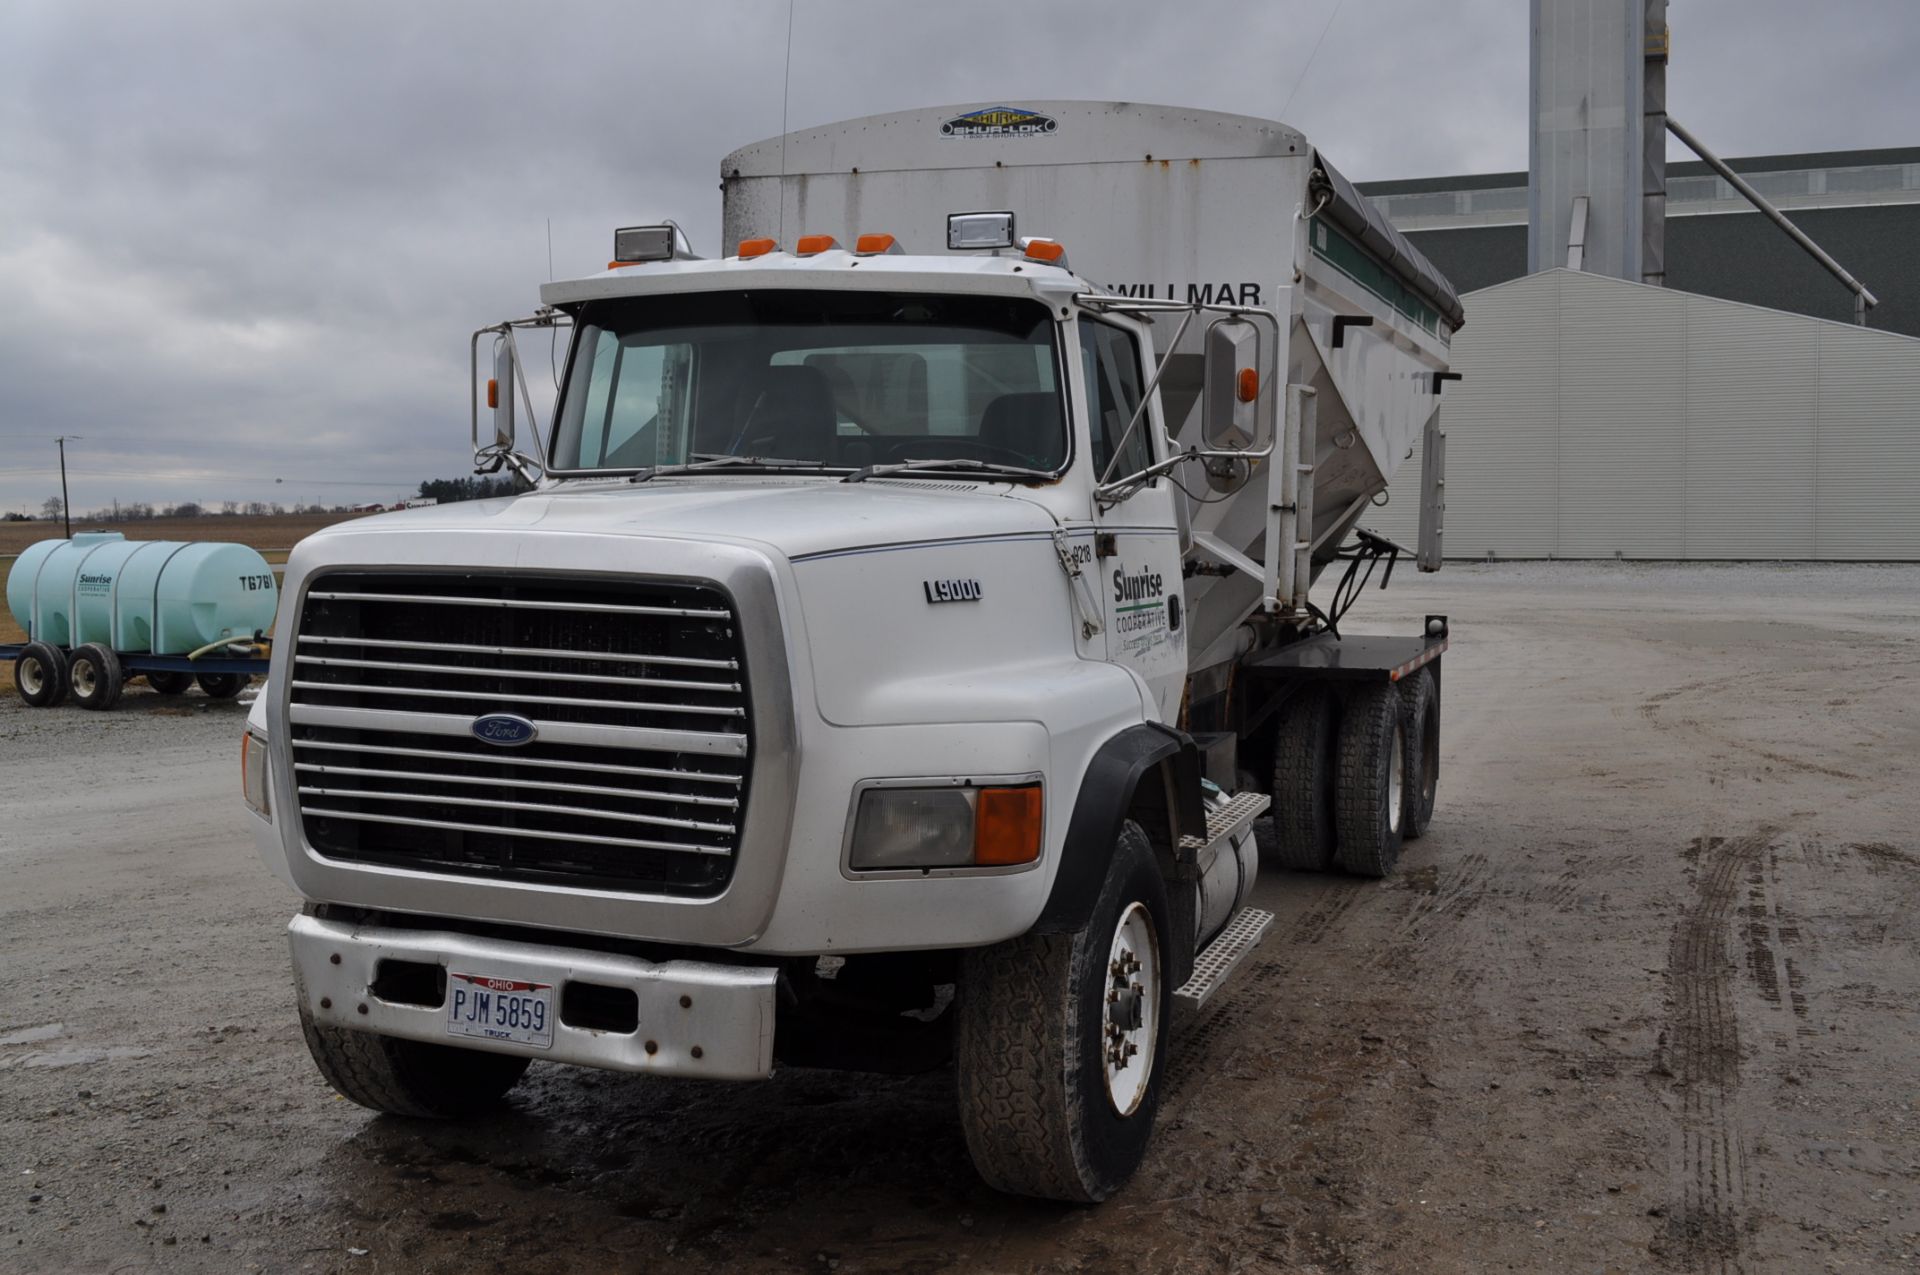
[245, 103, 1459, 1204]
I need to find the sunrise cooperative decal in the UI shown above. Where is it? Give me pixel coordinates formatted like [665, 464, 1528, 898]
[1113, 564, 1171, 657]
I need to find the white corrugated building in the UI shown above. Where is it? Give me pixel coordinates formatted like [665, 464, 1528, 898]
[1367, 268, 1920, 560]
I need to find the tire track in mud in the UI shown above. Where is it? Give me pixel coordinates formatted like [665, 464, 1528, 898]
[1661, 829, 1769, 1273]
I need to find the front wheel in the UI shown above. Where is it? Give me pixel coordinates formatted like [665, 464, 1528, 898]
[956, 820, 1170, 1202]
[14, 642, 69, 708]
[297, 997, 530, 1119]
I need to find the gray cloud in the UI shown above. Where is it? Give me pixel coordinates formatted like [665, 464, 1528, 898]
[1, 0, 1913, 514]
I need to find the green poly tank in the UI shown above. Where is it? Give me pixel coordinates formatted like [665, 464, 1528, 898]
[5, 532, 279, 653]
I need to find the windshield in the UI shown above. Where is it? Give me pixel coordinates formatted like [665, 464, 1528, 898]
[549, 290, 1065, 474]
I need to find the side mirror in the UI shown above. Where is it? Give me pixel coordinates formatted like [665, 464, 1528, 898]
[490, 337, 516, 451]
[1201, 318, 1263, 451]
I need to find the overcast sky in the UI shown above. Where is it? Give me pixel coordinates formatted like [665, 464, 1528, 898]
[2, 0, 1914, 516]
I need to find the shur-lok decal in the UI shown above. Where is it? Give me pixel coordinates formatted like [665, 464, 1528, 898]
[940, 106, 1058, 139]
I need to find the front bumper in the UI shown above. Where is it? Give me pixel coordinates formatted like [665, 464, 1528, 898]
[289, 914, 780, 1080]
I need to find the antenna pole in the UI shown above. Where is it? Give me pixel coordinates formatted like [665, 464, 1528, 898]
[777, 0, 795, 243]
[55, 435, 79, 539]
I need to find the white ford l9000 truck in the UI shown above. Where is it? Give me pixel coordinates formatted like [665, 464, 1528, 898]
[242, 103, 1461, 1202]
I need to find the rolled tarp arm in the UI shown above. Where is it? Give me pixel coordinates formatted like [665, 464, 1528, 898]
[1309, 152, 1467, 331]
[1666, 117, 1880, 325]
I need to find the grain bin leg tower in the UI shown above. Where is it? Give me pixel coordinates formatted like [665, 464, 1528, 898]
[1528, 0, 1667, 283]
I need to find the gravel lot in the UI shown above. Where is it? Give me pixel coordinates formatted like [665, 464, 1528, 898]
[3, 563, 1918, 1274]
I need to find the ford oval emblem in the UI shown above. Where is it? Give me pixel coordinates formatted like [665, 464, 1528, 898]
[471, 713, 538, 747]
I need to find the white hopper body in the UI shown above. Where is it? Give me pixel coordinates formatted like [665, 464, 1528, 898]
[723, 102, 1461, 672]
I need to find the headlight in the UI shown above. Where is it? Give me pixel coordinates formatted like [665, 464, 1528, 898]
[848, 784, 1042, 872]
[241, 731, 271, 820]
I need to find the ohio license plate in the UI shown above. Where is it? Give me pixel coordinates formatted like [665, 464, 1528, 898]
[446, 972, 554, 1049]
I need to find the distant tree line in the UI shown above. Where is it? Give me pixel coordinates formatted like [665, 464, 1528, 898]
[416, 475, 531, 503]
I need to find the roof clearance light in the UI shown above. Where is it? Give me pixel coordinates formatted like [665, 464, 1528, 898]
[853, 233, 902, 256]
[737, 237, 779, 259]
[1021, 237, 1067, 265]
[794, 234, 840, 256]
[948, 211, 1016, 251]
[611, 224, 677, 266]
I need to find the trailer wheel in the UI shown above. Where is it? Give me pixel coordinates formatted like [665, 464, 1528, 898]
[297, 998, 530, 1119]
[146, 670, 193, 695]
[1266, 686, 1340, 871]
[196, 672, 249, 699]
[14, 642, 69, 708]
[1334, 682, 1406, 878]
[956, 820, 1170, 1202]
[1399, 670, 1439, 839]
[68, 644, 124, 711]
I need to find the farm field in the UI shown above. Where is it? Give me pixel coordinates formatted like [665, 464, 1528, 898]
[0, 511, 372, 561]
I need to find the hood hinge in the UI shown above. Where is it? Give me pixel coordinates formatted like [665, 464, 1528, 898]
[1052, 528, 1105, 639]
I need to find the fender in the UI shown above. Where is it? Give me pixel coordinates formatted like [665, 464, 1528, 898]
[1033, 721, 1206, 935]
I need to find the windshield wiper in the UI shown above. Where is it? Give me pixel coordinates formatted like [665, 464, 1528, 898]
[844, 458, 1053, 484]
[628, 453, 835, 483]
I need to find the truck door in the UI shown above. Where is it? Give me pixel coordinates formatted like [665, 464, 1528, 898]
[1080, 317, 1188, 722]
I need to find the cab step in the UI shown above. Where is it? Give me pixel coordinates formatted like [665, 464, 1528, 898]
[1178, 790, 1271, 860]
[1173, 906, 1275, 1008]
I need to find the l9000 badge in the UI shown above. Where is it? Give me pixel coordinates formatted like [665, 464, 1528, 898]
[923, 578, 983, 604]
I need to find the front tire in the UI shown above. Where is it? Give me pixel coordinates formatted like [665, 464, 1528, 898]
[69, 644, 124, 711]
[14, 642, 69, 708]
[297, 998, 530, 1119]
[1335, 682, 1407, 878]
[956, 820, 1171, 1202]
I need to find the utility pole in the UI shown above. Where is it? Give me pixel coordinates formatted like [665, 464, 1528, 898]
[55, 435, 83, 539]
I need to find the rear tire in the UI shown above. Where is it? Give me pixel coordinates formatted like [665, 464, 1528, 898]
[297, 997, 530, 1119]
[146, 669, 193, 695]
[196, 671, 248, 699]
[69, 644, 124, 711]
[14, 642, 68, 708]
[1266, 687, 1340, 871]
[956, 820, 1170, 1202]
[1335, 682, 1406, 878]
[1399, 670, 1439, 839]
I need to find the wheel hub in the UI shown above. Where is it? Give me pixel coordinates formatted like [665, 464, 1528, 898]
[73, 661, 96, 698]
[1101, 901, 1160, 1117]
[19, 658, 44, 696]
[1387, 720, 1404, 833]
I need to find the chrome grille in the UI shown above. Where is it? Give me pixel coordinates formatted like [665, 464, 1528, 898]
[287, 572, 750, 895]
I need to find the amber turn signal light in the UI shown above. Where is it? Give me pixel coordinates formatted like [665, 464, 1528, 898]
[974, 786, 1043, 866]
[1236, 368, 1259, 403]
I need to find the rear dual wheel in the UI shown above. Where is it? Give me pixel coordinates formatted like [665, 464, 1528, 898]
[1399, 670, 1439, 840]
[146, 669, 194, 695]
[69, 643, 125, 711]
[1335, 682, 1408, 878]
